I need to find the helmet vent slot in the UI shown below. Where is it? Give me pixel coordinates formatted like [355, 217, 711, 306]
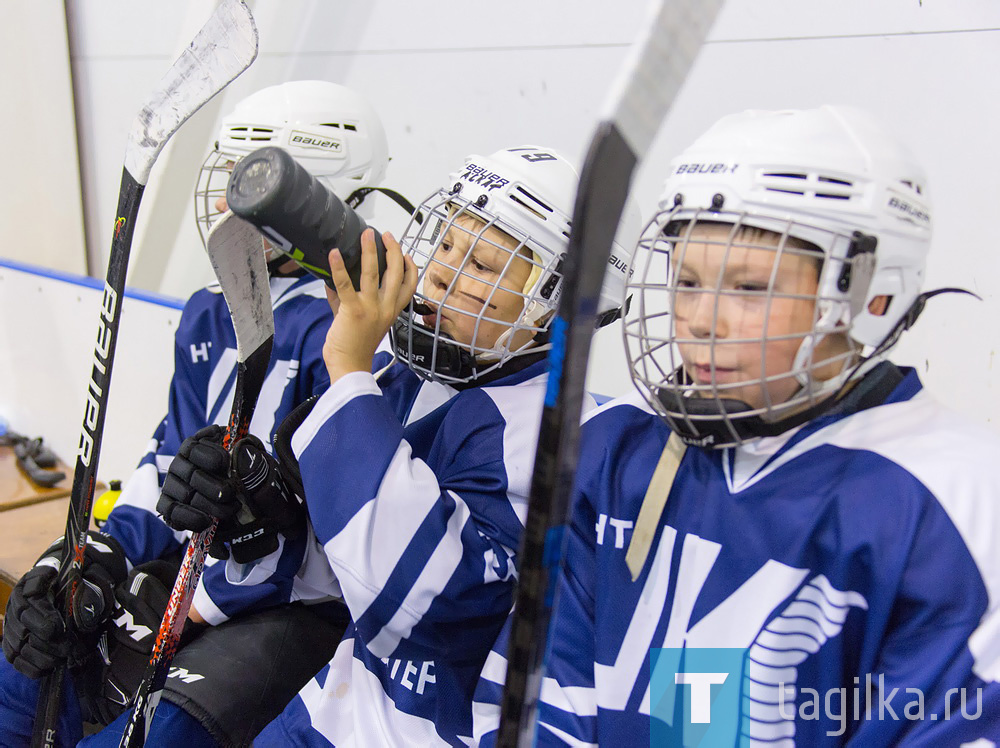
[226, 126, 275, 142]
[321, 122, 358, 132]
[510, 187, 554, 221]
[761, 171, 855, 201]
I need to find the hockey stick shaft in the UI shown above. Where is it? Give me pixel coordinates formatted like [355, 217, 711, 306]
[33, 169, 143, 748]
[121, 213, 274, 746]
[496, 1, 723, 745]
[34, 3, 257, 744]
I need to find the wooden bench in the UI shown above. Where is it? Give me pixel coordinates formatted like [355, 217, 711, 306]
[0, 446, 100, 632]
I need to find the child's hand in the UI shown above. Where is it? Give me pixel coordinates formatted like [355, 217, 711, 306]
[323, 228, 417, 384]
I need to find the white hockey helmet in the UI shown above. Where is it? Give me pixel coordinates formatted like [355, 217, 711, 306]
[625, 105, 933, 447]
[393, 145, 641, 384]
[194, 80, 389, 246]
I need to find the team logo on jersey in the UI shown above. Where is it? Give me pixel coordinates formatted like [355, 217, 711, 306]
[597, 525, 869, 744]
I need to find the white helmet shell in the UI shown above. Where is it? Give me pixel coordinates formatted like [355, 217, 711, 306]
[195, 80, 389, 245]
[659, 105, 931, 348]
[442, 146, 640, 323]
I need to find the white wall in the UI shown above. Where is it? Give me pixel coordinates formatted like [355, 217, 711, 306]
[0, 263, 179, 483]
[0, 1, 87, 274]
[2, 0, 1000, 482]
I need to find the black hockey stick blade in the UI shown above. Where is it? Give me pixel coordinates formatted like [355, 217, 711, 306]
[33, 4, 258, 746]
[496, 1, 724, 745]
[120, 212, 274, 747]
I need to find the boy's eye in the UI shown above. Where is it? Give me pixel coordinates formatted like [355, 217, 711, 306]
[675, 278, 698, 289]
[440, 242, 451, 253]
[735, 282, 770, 293]
[471, 258, 492, 273]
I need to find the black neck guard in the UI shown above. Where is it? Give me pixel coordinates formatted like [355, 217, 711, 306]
[390, 315, 549, 390]
[657, 361, 905, 448]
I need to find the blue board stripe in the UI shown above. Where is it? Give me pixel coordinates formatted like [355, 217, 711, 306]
[0, 256, 185, 310]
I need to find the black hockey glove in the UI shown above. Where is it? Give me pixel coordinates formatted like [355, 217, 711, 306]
[157, 424, 238, 534]
[3, 531, 128, 679]
[157, 426, 301, 563]
[220, 434, 302, 564]
[75, 559, 198, 726]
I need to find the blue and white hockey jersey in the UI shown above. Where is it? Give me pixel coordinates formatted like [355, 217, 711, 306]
[101, 273, 332, 623]
[476, 365, 1000, 746]
[244, 352, 588, 746]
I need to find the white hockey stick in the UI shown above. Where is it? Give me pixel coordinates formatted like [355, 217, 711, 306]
[34, 4, 258, 746]
[496, 1, 724, 745]
[120, 212, 274, 745]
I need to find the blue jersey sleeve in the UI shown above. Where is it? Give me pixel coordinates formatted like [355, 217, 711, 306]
[847, 499, 1000, 745]
[292, 370, 535, 663]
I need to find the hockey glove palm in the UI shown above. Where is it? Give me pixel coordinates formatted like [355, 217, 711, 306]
[2, 531, 128, 679]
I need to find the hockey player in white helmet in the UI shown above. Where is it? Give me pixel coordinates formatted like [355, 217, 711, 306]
[193, 78, 414, 242]
[476, 106, 1000, 746]
[0, 80, 404, 746]
[390, 147, 632, 385]
[154, 145, 641, 745]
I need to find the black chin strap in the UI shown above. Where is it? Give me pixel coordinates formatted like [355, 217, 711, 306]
[391, 303, 550, 388]
[267, 256, 307, 277]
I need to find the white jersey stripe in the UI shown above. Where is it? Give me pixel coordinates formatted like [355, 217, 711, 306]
[364, 490, 472, 657]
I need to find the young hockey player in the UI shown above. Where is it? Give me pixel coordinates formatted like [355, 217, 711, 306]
[476, 106, 1000, 745]
[151, 145, 641, 746]
[0, 80, 398, 746]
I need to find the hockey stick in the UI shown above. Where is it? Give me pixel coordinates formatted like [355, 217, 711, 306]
[119, 212, 274, 746]
[32, 4, 258, 746]
[496, 1, 724, 745]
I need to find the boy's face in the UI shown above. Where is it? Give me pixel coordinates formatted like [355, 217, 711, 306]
[421, 213, 536, 353]
[671, 222, 827, 411]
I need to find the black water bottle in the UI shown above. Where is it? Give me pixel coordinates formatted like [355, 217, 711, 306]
[225, 146, 386, 290]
